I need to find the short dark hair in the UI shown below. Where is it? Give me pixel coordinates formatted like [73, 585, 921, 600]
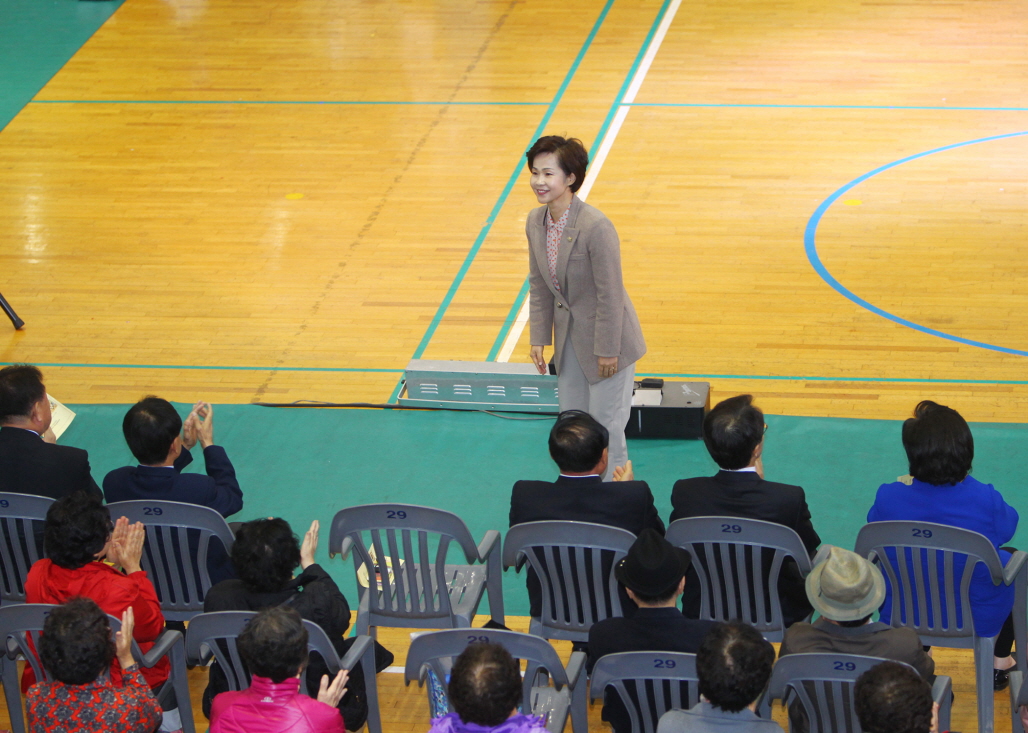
[702, 395, 764, 470]
[902, 400, 973, 486]
[123, 396, 182, 465]
[231, 518, 302, 593]
[39, 597, 115, 685]
[238, 606, 309, 684]
[630, 584, 682, 606]
[45, 492, 112, 570]
[526, 136, 588, 193]
[0, 364, 46, 422]
[855, 661, 933, 733]
[548, 410, 608, 473]
[448, 642, 523, 727]
[696, 621, 775, 713]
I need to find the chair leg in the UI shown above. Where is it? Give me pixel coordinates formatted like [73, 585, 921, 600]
[1008, 671, 1023, 733]
[169, 642, 196, 733]
[361, 636, 383, 733]
[2, 656, 26, 733]
[976, 636, 997, 733]
[570, 671, 588, 733]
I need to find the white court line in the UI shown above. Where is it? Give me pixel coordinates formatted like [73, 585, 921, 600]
[496, 0, 683, 362]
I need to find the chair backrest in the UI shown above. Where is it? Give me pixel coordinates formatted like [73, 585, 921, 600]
[502, 521, 636, 640]
[588, 652, 700, 733]
[404, 627, 572, 714]
[327, 504, 482, 624]
[854, 521, 1004, 643]
[106, 500, 235, 620]
[0, 493, 54, 604]
[766, 654, 915, 733]
[665, 517, 812, 641]
[184, 610, 341, 696]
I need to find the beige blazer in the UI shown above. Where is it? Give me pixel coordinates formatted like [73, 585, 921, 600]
[527, 196, 646, 385]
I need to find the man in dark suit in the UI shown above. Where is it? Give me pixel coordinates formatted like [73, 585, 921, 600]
[670, 394, 820, 626]
[103, 397, 242, 518]
[104, 397, 242, 586]
[0, 364, 101, 500]
[510, 410, 664, 618]
[588, 529, 717, 733]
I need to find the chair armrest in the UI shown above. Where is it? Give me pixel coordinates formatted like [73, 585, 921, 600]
[811, 545, 834, 567]
[931, 674, 951, 706]
[135, 628, 183, 669]
[476, 530, 501, 563]
[565, 650, 586, 689]
[1003, 551, 1028, 586]
[331, 536, 354, 561]
[339, 634, 373, 672]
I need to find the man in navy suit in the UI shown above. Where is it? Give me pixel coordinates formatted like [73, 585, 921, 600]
[0, 364, 102, 500]
[104, 397, 242, 585]
[509, 410, 664, 618]
[104, 397, 242, 517]
[670, 394, 820, 627]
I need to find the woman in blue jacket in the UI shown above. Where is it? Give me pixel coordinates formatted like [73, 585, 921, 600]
[867, 400, 1019, 690]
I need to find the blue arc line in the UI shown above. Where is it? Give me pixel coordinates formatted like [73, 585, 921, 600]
[485, 0, 677, 361]
[805, 130, 1028, 358]
[0, 362, 402, 373]
[32, 100, 548, 106]
[387, 0, 620, 403]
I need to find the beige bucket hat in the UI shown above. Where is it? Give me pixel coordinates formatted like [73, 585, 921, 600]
[805, 546, 886, 622]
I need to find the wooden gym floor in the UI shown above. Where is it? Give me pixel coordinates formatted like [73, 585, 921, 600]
[1, 0, 1027, 421]
[1, 0, 1027, 730]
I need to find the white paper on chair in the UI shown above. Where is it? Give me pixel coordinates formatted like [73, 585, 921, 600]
[632, 389, 663, 406]
[47, 394, 76, 440]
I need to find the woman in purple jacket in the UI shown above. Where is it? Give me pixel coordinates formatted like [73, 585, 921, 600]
[867, 400, 1019, 690]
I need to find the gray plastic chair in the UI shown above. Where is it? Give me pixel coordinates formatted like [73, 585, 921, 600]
[855, 520, 1028, 733]
[589, 651, 700, 733]
[502, 520, 637, 642]
[0, 493, 53, 605]
[404, 628, 586, 733]
[665, 517, 814, 642]
[107, 499, 235, 621]
[184, 610, 381, 733]
[1013, 674, 1028, 733]
[327, 503, 504, 634]
[0, 602, 194, 733]
[761, 653, 952, 733]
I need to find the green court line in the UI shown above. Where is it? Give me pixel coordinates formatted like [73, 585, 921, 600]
[386, 0, 621, 403]
[638, 373, 1028, 385]
[33, 100, 548, 106]
[0, 362, 402, 373]
[486, 0, 676, 361]
[627, 103, 1028, 111]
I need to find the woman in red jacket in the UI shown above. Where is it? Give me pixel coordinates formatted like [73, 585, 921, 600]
[24, 492, 168, 693]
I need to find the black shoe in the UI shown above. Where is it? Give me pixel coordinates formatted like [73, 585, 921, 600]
[995, 664, 1016, 692]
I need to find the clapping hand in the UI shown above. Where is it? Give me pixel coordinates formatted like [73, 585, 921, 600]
[107, 517, 146, 574]
[115, 607, 137, 670]
[300, 520, 319, 570]
[317, 669, 349, 708]
[612, 460, 634, 482]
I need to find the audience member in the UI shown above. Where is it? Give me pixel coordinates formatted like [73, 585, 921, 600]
[0, 364, 101, 499]
[104, 397, 242, 517]
[867, 399, 1018, 689]
[23, 493, 169, 704]
[779, 546, 934, 733]
[587, 529, 716, 733]
[27, 599, 161, 733]
[203, 518, 393, 730]
[210, 605, 350, 733]
[104, 397, 241, 586]
[855, 661, 938, 733]
[670, 394, 820, 626]
[428, 642, 547, 733]
[510, 409, 665, 618]
[657, 621, 782, 732]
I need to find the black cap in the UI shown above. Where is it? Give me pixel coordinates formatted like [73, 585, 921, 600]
[615, 529, 692, 596]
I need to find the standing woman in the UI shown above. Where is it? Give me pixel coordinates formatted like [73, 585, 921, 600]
[526, 136, 645, 479]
